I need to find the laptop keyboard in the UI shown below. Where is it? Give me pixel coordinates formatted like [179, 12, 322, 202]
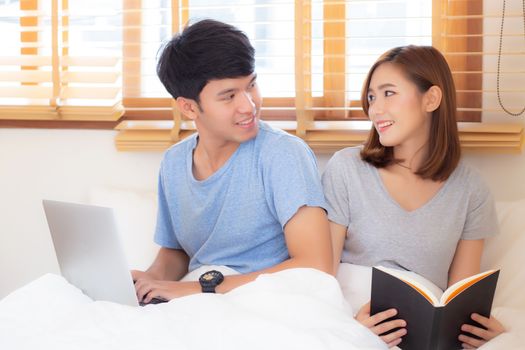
[139, 297, 168, 306]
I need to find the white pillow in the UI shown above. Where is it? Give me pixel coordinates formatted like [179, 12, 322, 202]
[335, 263, 372, 315]
[481, 199, 525, 309]
[88, 186, 159, 271]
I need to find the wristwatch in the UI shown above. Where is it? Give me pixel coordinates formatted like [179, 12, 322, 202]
[199, 270, 224, 293]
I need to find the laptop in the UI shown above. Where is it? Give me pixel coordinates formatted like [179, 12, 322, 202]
[43, 199, 163, 307]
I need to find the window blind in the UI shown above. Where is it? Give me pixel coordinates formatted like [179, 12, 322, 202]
[121, 0, 485, 123]
[0, 0, 123, 121]
[116, 0, 522, 152]
[122, 0, 300, 121]
[1, 0, 523, 152]
[482, 0, 525, 119]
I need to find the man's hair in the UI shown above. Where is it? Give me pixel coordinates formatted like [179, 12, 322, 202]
[156, 19, 255, 103]
[360, 45, 461, 182]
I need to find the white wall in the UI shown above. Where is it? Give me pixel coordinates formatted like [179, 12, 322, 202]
[0, 129, 162, 298]
[1, 125, 525, 299]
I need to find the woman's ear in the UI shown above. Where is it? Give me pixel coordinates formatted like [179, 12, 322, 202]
[176, 97, 199, 120]
[424, 85, 442, 113]
[423, 85, 443, 113]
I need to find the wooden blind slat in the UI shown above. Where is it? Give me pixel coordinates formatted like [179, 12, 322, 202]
[294, 0, 312, 137]
[322, 1, 346, 120]
[0, 86, 53, 98]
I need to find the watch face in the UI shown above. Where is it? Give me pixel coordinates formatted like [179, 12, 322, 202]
[201, 272, 216, 282]
[199, 270, 224, 292]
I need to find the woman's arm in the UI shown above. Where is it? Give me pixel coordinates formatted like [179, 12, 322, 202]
[329, 223, 407, 347]
[449, 239, 505, 348]
[448, 239, 484, 286]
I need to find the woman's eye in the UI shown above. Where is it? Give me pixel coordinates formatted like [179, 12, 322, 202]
[385, 90, 395, 97]
[367, 94, 375, 102]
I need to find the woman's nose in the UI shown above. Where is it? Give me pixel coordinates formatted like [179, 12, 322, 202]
[369, 99, 384, 116]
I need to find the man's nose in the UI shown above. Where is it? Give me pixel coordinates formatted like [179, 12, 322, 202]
[237, 91, 256, 114]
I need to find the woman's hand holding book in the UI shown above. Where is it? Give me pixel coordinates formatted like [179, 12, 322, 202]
[459, 313, 505, 349]
[355, 301, 407, 348]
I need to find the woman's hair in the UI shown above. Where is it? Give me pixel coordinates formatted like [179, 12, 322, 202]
[360, 45, 461, 181]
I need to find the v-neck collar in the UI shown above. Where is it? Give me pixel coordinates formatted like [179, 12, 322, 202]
[370, 163, 459, 214]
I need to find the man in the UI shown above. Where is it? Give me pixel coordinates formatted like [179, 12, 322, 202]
[132, 19, 332, 303]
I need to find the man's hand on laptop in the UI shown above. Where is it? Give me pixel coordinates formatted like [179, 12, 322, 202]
[133, 276, 200, 303]
[131, 269, 157, 283]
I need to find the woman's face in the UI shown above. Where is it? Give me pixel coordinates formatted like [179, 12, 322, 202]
[366, 62, 432, 151]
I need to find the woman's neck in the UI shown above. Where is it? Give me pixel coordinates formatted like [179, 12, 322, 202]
[393, 141, 428, 172]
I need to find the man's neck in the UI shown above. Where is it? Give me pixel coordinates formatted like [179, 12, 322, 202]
[192, 137, 240, 181]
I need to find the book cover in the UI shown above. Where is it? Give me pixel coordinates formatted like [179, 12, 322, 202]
[370, 267, 500, 350]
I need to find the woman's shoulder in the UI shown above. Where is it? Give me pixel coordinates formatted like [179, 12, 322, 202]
[453, 160, 488, 185]
[330, 146, 364, 164]
[324, 146, 370, 176]
[449, 160, 492, 197]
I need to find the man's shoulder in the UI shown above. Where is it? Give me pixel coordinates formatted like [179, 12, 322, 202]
[161, 133, 197, 168]
[256, 121, 312, 154]
[164, 133, 196, 157]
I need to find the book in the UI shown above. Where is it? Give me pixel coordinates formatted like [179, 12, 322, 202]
[370, 266, 500, 350]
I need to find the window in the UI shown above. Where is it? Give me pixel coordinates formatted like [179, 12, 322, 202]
[0, 0, 122, 124]
[123, 0, 435, 122]
[1, 0, 523, 152]
[119, 0, 490, 150]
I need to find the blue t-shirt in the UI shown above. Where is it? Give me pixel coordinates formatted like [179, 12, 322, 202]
[154, 121, 327, 273]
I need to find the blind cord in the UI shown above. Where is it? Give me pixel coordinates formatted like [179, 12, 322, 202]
[497, 0, 525, 116]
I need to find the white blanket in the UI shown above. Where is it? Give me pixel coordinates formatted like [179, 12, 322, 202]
[0, 268, 386, 350]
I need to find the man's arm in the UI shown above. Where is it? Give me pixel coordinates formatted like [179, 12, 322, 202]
[131, 247, 189, 282]
[135, 205, 333, 302]
[216, 205, 333, 292]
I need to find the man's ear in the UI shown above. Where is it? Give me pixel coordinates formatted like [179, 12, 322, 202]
[176, 97, 199, 120]
[424, 85, 442, 113]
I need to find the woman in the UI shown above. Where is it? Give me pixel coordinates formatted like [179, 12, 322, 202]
[321, 45, 505, 349]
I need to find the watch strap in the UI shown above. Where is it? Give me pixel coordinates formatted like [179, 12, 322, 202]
[201, 284, 217, 293]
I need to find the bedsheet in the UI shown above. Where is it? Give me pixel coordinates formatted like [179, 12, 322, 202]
[0, 268, 386, 350]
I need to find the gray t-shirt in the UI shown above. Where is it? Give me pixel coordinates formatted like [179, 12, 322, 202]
[322, 147, 499, 290]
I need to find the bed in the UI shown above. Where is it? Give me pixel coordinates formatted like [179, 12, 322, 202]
[1, 187, 524, 349]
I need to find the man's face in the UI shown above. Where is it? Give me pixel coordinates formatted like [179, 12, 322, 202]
[193, 73, 262, 147]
